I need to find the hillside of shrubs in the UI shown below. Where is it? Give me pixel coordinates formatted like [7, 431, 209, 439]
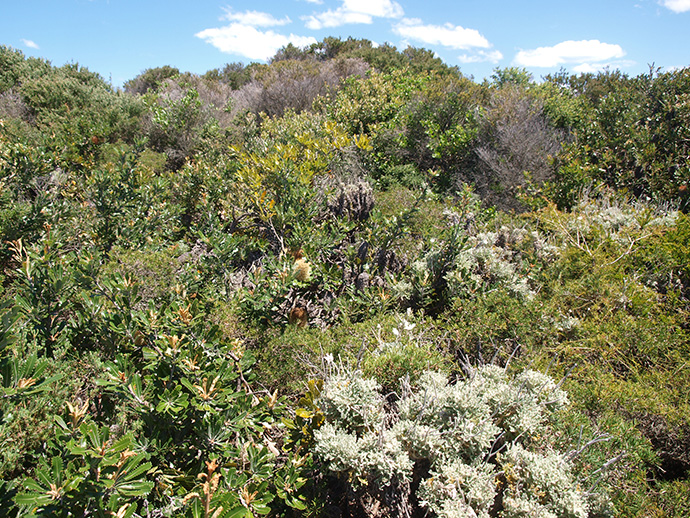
[1, 38, 689, 517]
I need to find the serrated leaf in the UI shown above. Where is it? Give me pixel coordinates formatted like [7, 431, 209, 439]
[115, 480, 154, 498]
[224, 506, 252, 518]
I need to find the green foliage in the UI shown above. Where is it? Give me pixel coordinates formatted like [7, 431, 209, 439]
[0, 134, 55, 268]
[633, 211, 690, 298]
[490, 67, 534, 88]
[359, 312, 451, 393]
[322, 69, 422, 135]
[545, 67, 690, 206]
[0, 46, 52, 93]
[3, 277, 310, 515]
[285, 378, 325, 455]
[15, 62, 144, 170]
[143, 85, 205, 169]
[124, 65, 180, 95]
[289, 37, 457, 76]
[317, 66, 483, 192]
[3, 39, 690, 517]
[202, 62, 252, 90]
[398, 75, 483, 189]
[16, 425, 153, 517]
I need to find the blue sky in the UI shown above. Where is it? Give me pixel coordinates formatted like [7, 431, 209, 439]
[2, 0, 689, 87]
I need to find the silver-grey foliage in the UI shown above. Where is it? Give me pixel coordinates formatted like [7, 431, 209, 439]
[312, 359, 608, 517]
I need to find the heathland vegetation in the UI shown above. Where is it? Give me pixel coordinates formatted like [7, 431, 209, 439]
[1, 38, 689, 516]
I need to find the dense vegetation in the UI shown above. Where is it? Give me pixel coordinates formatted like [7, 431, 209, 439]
[1, 38, 689, 517]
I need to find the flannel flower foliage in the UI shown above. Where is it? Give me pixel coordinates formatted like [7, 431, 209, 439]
[309, 358, 606, 517]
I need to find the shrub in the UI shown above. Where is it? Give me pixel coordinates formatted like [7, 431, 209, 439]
[123, 65, 180, 95]
[304, 360, 606, 518]
[202, 61, 252, 90]
[325, 178, 375, 221]
[473, 86, 566, 210]
[14, 61, 145, 169]
[549, 67, 690, 206]
[142, 81, 205, 170]
[224, 58, 369, 120]
[10, 293, 309, 517]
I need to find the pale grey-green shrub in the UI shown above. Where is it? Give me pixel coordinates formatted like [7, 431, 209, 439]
[395, 369, 503, 461]
[311, 362, 602, 517]
[499, 443, 588, 518]
[417, 459, 497, 518]
[313, 369, 414, 487]
[445, 229, 536, 300]
[313, 424, 414, 487]
[316, 370, 385, 433]
[547, 191, 678, 247]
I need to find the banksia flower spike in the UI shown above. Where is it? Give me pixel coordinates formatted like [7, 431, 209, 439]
[292, 257, 311, 282]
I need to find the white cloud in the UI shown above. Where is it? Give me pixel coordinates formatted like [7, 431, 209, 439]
[21, 38, 39, 49]
[303, 0, 403, 29]
[660, 0, 690, 13]
[393, 19, 491, 50]
[195, 24, 316, 61]
[221, 9, 291, 27]
[514, 40, 625, 68]
[458, 49, 504, 64]
[304, 10, 372, 29]
[571, 59, 636, 74]
[572, 63, 603, 74]
[343, 0, 403, 18]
